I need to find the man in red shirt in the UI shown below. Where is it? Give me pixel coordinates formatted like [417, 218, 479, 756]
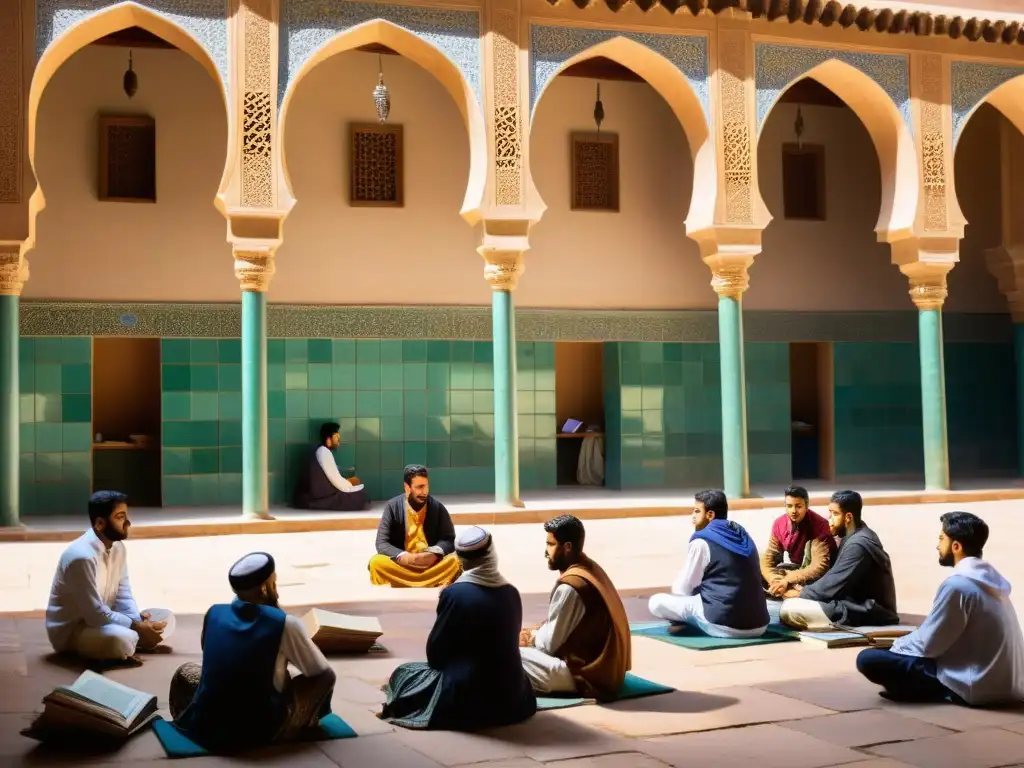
[761, 486, 837, 599]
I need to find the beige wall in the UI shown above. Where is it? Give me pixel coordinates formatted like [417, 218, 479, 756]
[23, 45, 1010, 315]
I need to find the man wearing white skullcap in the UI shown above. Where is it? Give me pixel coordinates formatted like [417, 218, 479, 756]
[380, 527, 536, 730]
[166, 552, 336, 753]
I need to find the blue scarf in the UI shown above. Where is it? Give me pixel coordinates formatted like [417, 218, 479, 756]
[691, 518, 755, 557]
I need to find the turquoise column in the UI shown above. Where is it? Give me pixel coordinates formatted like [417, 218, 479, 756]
[241, 290, 269, 519]
[492, 288, 521, 506]
[1016, 323, 1024, 476]
[919, 305, 950, 490]
[717, 288, 750, 499]
[0, 295, 18, 527]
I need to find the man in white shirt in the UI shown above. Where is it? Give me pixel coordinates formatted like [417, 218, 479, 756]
[45, 490, 173, 663]
[168, 552, 336, 753]
[292, 422, 371, 511]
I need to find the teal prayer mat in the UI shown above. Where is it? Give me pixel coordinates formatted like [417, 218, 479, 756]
[630, 621, 800, 650]
[152, 714, 357, 758]
[535, 672, 674, 710]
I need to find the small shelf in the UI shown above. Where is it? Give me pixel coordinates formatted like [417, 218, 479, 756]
[93, 442, 153, 452]
[556, 432, 604, 439]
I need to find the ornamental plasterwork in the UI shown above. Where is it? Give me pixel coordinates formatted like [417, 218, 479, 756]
[951, 60, 1024, 145]
[491, 1, 522, 207]
[242, 0, 274, 208]
[0, 0, 22, 204]
[35, 0, 230, 87]
[919, 54, 947, 233]
[755, 43, 911, 136]
[718, 30, 752, 225]
[279, 0, 482, 108]
[530, 24, 709, 125]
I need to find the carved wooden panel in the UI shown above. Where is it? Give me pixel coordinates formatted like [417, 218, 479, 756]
[781, 143, 825, 221]
[98, 115, 156, 203]
[571, 132, 619, 212]
[349, 124, 404, 207]
[0, 0, 22, 204]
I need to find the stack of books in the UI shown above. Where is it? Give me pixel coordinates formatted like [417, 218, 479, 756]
[301, 608, 384, 654]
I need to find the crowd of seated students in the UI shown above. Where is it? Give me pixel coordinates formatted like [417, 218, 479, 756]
[39, 477, 1024, 753]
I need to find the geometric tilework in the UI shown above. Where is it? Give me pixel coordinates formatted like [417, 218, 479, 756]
[951, 60, 1024, 145]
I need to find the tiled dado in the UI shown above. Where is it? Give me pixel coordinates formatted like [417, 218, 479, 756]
[18, 303, 1013, 343]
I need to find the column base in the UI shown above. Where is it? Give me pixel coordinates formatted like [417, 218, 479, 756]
[242, 511, 276, 521]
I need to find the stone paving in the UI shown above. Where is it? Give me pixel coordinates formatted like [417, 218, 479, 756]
[3, 499, 1024, 767]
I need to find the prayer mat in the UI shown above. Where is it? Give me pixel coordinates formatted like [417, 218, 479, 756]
[152, 714, 357, 758]
[630, 621, 799, 650]
[536, 673, 674, 710]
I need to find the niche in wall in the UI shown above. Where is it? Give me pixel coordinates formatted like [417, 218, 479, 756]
[554, 341, 605, 486]
[789, 341, 834, 481]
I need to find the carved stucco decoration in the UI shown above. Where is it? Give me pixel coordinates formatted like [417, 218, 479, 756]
[243, 0, 273, 208]
[718, 30, 751, 226]
[908, 275, 948, 311]
[709, 265, 749, 300]
[0, 1, 22, 205]
[951, 60, 1024, 145]
[492, 4, 521, 207]
[919, 54, 947, 233]
[234, 249, 276, 292]
[481, 250, 525, 292]
[0, 246, 28, 297]
[755, 43, 911, 137]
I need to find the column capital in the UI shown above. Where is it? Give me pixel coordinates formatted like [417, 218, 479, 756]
[695, 227, 761, 300]
[233, 248, 276, 293]
[479, 248, 525, 292]
[900, 261, 953, 311]
[0, 245, 28, 297]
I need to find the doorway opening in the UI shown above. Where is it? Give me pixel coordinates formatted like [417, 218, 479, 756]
[92, 337, 163, 506]
[554, 342, 605, 487]
[789, 341, 834, 482]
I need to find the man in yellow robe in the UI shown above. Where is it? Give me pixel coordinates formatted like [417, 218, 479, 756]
[368, 465, 461, 588]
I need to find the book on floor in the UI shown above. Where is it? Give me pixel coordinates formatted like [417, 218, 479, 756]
[22, 670, 158, 742]
[301, 607, 383, 654]
[799, 624, 917, 649]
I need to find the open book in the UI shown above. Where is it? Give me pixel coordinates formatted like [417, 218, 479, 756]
[22, 670, 158, 742]
[800, 624, 917, 649]
[301, 608, 383, 654]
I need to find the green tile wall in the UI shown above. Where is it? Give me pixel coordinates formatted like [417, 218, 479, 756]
[160, 339, 243, 506]
[602, 342, 791, 490]
[945, 342, 1017, 476]
[19, 337, 93, 514]
[833, 342, 923, 477]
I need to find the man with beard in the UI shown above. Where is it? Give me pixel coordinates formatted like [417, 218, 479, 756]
[45, 490, 174, 663]
[780, 490, 899, 630]
[368, 465, 461, 587]
[292, 422, 371, 511]
[519, 515, 631, 700]
[858, 512, 1024, 706]
[648, 490, 769, 638]
[168, 552, 336, 754]
[761, 485, 837, 598]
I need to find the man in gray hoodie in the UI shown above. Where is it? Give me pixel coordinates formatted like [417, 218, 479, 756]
[857, 511, 1024, 706]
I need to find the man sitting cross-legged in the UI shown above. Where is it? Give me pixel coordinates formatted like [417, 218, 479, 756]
[380, 527, 537, 730]
[292, 422, 371, 512]
[368, 464, 461, 587]
[46, 490, 174, 665]
[648, 489, 770, 639]
[762, 485, 837, 599]
[519, 515, 632, 701]
[168, 552, 337, 754]
[858, 512, 1024, 706]
[780, 490, 899, 631]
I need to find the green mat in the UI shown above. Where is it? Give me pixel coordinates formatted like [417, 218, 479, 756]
[536, 672, 674, 710]
[152, 714, 357, 758]
[630, 621, 799, 650]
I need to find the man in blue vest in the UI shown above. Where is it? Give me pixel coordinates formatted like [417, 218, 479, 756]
[648, 489, 769, 638]
[167, 552, 336, 754]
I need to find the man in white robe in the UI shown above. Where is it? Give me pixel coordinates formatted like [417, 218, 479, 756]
[46, 490, 173, 663]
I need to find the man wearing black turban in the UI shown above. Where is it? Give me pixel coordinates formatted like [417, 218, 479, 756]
[166, 552, 337, 753]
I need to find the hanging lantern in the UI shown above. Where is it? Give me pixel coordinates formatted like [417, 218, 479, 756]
[373, 54, 390, 123]
[794, 106, 805, 149]
[593, 82, 604, 133]
[123, 49, 138, 99]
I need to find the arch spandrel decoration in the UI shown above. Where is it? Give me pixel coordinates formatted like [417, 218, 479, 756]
[951, 60, 1024, 145]
[36, 0, 229, 87]
[530, 24, 709, 125]
[755, 43, 911, 137]
[279, 0, 482, 108]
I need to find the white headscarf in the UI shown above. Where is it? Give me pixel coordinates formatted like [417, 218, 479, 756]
[454, 526, 508, 589]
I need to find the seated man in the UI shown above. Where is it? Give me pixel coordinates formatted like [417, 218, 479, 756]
[762, 485, 837, 598]
[292, 422, 371, 511]
[858, 512, 1024, 706]
[168, 552, 336, 754]
[46, 490, 173, 664]
[780, 490, 899, 631]
[380, 527, 537, 730]
[368, 464, 461, 587]
[519, 515, 631, 701]
[648, 489, 769, 639]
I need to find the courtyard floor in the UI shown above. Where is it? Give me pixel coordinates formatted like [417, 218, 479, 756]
[4, 499, 1024, 767]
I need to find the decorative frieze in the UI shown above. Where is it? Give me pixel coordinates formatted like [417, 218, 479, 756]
[0, 0, 22, 205]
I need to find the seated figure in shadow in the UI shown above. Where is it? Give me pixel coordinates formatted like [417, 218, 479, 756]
[292, 422, 371, 512]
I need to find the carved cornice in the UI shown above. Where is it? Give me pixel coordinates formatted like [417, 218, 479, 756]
[233, 250, 276, 293]
[0, 246, 27, 297]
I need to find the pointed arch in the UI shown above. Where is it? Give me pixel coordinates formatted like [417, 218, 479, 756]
[529, 36, 715, 233]
[757, 59, 918, 239]
[25, 2, 231, 256]
[278, 19, 487, 224]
